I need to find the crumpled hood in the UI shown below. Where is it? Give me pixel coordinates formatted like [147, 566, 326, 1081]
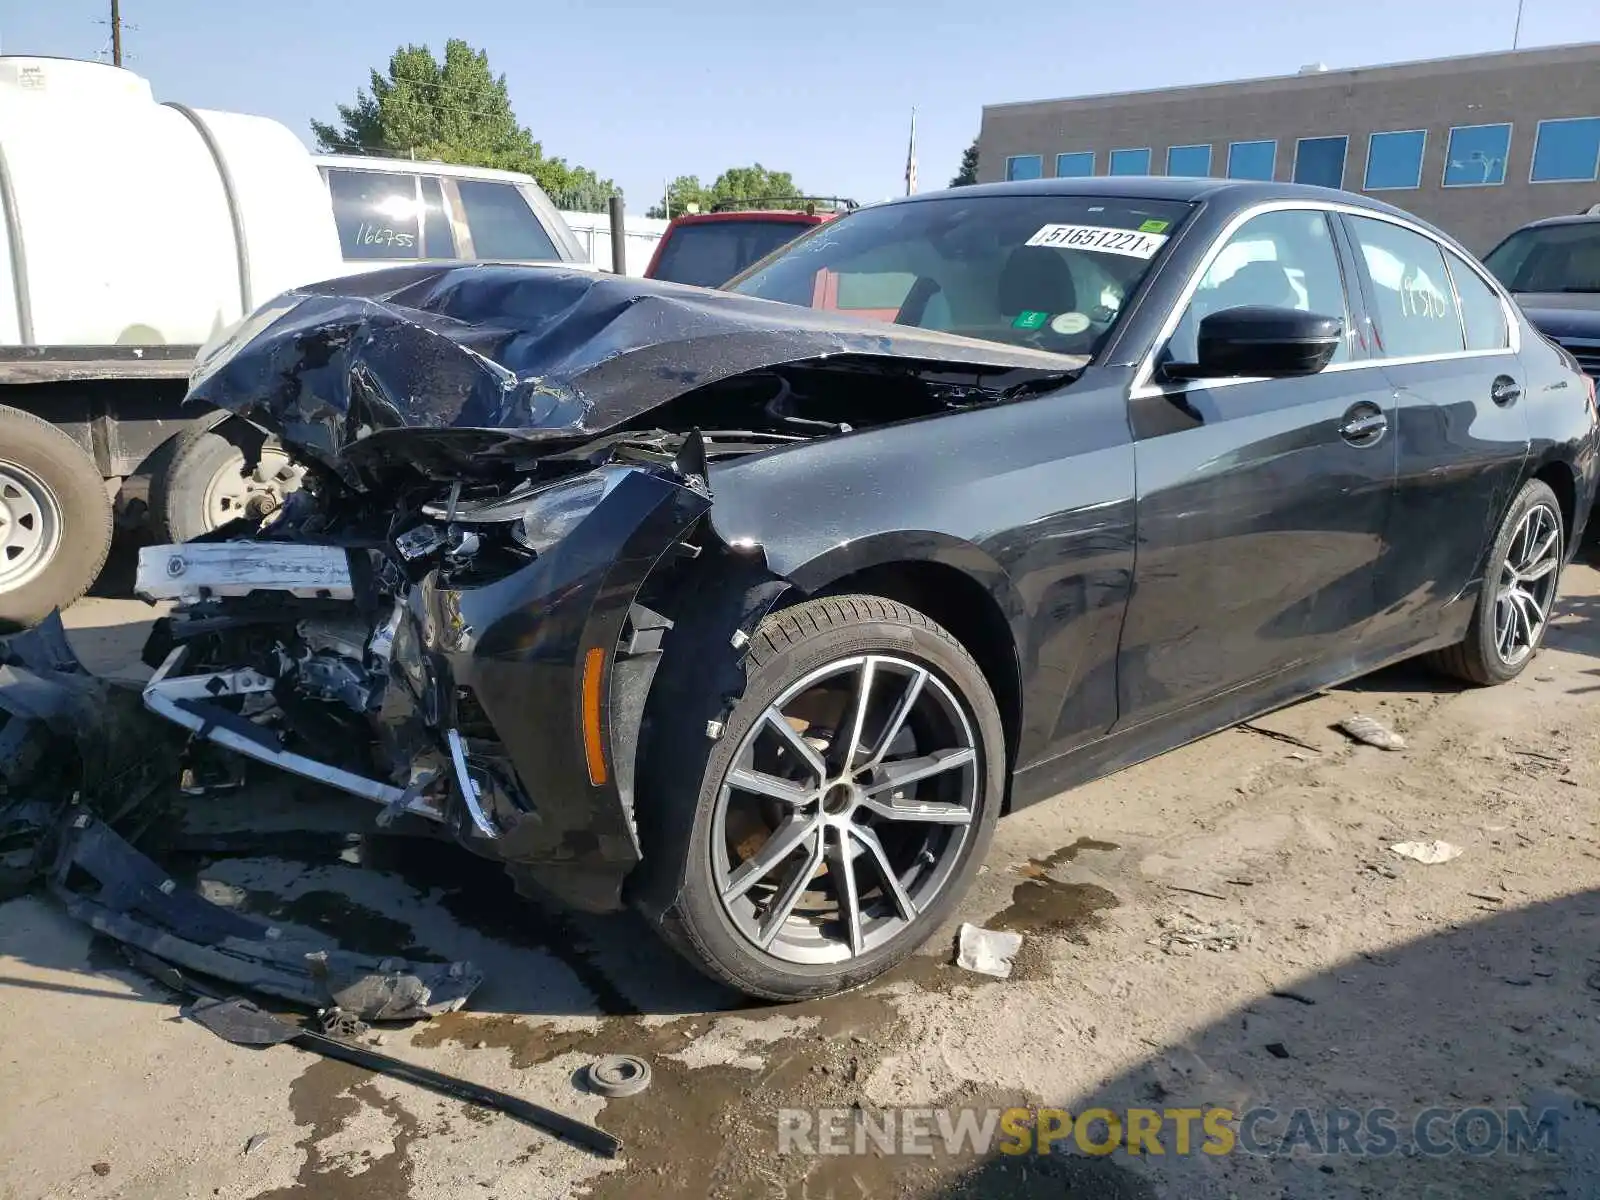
[186, 263, 1084, 483]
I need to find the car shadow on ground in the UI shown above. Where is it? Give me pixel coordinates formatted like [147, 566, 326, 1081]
[923, 888, 1600, 1200]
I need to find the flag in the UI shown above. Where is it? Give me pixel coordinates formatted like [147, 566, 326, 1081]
[905, 108, 918, 196]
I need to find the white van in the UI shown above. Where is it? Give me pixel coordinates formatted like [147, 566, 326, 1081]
[313, 155, 586, 270]
[0, 57, 597, 625]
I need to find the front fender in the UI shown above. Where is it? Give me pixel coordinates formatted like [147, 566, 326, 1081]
[398, 467, 710, 912]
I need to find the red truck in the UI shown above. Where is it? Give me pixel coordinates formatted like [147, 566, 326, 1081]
[644, 197, 856, 289]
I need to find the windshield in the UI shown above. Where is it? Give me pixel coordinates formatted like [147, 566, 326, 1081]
[651, 219, 815, 288]
[724, 193, 1193, 357]
[1483, 222, 1600, 293]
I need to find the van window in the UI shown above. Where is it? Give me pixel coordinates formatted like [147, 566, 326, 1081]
[420, 177, 456, 258]
[326, 169, 421, 259]
[456, 180, 560, 261]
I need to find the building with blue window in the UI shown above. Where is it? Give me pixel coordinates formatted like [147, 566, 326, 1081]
[978, 42, 1600, 252]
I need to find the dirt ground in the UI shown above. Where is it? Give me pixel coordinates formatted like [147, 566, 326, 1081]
[6, 545, 1600, 1199]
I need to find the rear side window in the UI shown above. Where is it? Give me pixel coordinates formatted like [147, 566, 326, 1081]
[1445, 251, 1510, 352]
[456, 180, 560, 261]
[1346, 216, 1465, 358]
[652, 220, 812, 288]
[326, 169, 421, 259]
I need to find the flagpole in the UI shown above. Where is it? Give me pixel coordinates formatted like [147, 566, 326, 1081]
[905, 107, 918, 196]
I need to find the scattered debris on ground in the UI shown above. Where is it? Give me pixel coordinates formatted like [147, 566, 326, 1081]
[1152, 913, 1247, 954]
[181, 992, 621, 1156]
[1389, 839, 1464, 865]
[584, 1055, 652, 1097]
[52, 813, 481, 1019]
[956, 922, 1023, 977]
[1335, 713, 1406, 751]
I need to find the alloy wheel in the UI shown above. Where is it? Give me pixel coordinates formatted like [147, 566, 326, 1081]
[0, 459, 64, 592]
[710, 654, 980, 965]
[1494, 501, 1561, 666]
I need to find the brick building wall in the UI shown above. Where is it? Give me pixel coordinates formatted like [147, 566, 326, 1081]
[977, 43, 1600, 252]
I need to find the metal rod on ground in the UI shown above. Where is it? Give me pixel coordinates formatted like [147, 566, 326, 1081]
[608, 194, 627, 274]
[124, 950, 622, 1159]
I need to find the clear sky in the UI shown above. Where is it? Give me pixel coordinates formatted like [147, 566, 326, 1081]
[4, 1, 1597, 210]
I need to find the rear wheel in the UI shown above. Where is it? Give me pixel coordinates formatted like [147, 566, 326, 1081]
[1430, 478, 1564, 685]
[152, 425, 304, 542]
[0, 406, 113, 631]
[635, 594, 1004, 1000]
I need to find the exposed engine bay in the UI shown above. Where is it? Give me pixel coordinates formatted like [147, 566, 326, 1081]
[134, 264, 1081, 910]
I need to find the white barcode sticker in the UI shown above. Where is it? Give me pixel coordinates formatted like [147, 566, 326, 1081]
[1025, 223, 1168, 259]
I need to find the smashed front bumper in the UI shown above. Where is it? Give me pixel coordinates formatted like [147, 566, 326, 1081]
[138, 467, 711, 912]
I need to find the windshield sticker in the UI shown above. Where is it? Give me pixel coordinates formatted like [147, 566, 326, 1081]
[1050, 312, 1091, 335]
[1011, 310, 1051, 330]
[1139, 218, 1171, 233]
[1026, 223, 1169, 259]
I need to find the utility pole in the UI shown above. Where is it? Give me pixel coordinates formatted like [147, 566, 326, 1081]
[110, 0, 123, 66]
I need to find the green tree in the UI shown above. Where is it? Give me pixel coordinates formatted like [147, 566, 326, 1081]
[647, 165, 801, 219]
[950, 138, 980, 187]
[311, 40, 620, 212]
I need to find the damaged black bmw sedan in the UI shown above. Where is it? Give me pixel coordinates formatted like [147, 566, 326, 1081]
[135, 178, 1599, 1000]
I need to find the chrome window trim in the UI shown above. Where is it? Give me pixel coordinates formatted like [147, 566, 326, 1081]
[1055, 150, 1096, 178]
[1441, 122, 1515, 188]
[1166, 144, 1213, 176]
[1109, 148, 1153, 176]
[1291, 135, 1349, 189]
[1226, 139, 1278, 181]
[1128, 199, 1522, 402]
[1363, 129, 1428, 191]
[1528, 115, 1600, 185]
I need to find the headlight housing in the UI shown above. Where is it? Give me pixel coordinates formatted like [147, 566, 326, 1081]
[427, 467, 632, 556]
[510, 468, 631, 554]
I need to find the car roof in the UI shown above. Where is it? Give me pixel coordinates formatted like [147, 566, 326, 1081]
[313, 154, 541, 186]
[889, 176, 1430, 226]
[1509, 212, 1600, 232]
[664, 210, 828, 227]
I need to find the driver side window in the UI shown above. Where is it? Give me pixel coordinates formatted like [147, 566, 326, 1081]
[1167, 209, 1352, 366]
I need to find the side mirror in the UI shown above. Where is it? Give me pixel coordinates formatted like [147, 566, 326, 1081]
[1163, 305, 1344, 381]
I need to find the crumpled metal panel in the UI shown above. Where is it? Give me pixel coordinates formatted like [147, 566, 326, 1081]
[52, 814, 483, 1020]
[187, 264, 1082, 483]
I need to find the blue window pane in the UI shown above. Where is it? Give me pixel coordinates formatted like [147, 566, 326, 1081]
[1006, 155, 1043, 181]
[1294, 136, 1348, 188]
[1166, 144, 1212, 177]
[1364, 130, 1426, 190]
[1109, 148, 1151, 175]
[1227, 140, 1276, 180]
[1531, 117, 1600, 183]
[1055, 151, 1095, 178]
[1443, 124, 1512, 186]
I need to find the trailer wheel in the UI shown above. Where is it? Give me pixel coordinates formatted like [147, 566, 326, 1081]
[0, 406, 113, 632]
[152, 424, 304, 542]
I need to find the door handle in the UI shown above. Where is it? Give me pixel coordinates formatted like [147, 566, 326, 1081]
[1338, 405, 1387, 444]
[1491, 375, 1522, 406]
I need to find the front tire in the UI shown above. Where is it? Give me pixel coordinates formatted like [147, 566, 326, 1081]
[0, 406, 112, 632]
[635, 594, 1005, 1001]
[1431, 477, 1564, 685]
